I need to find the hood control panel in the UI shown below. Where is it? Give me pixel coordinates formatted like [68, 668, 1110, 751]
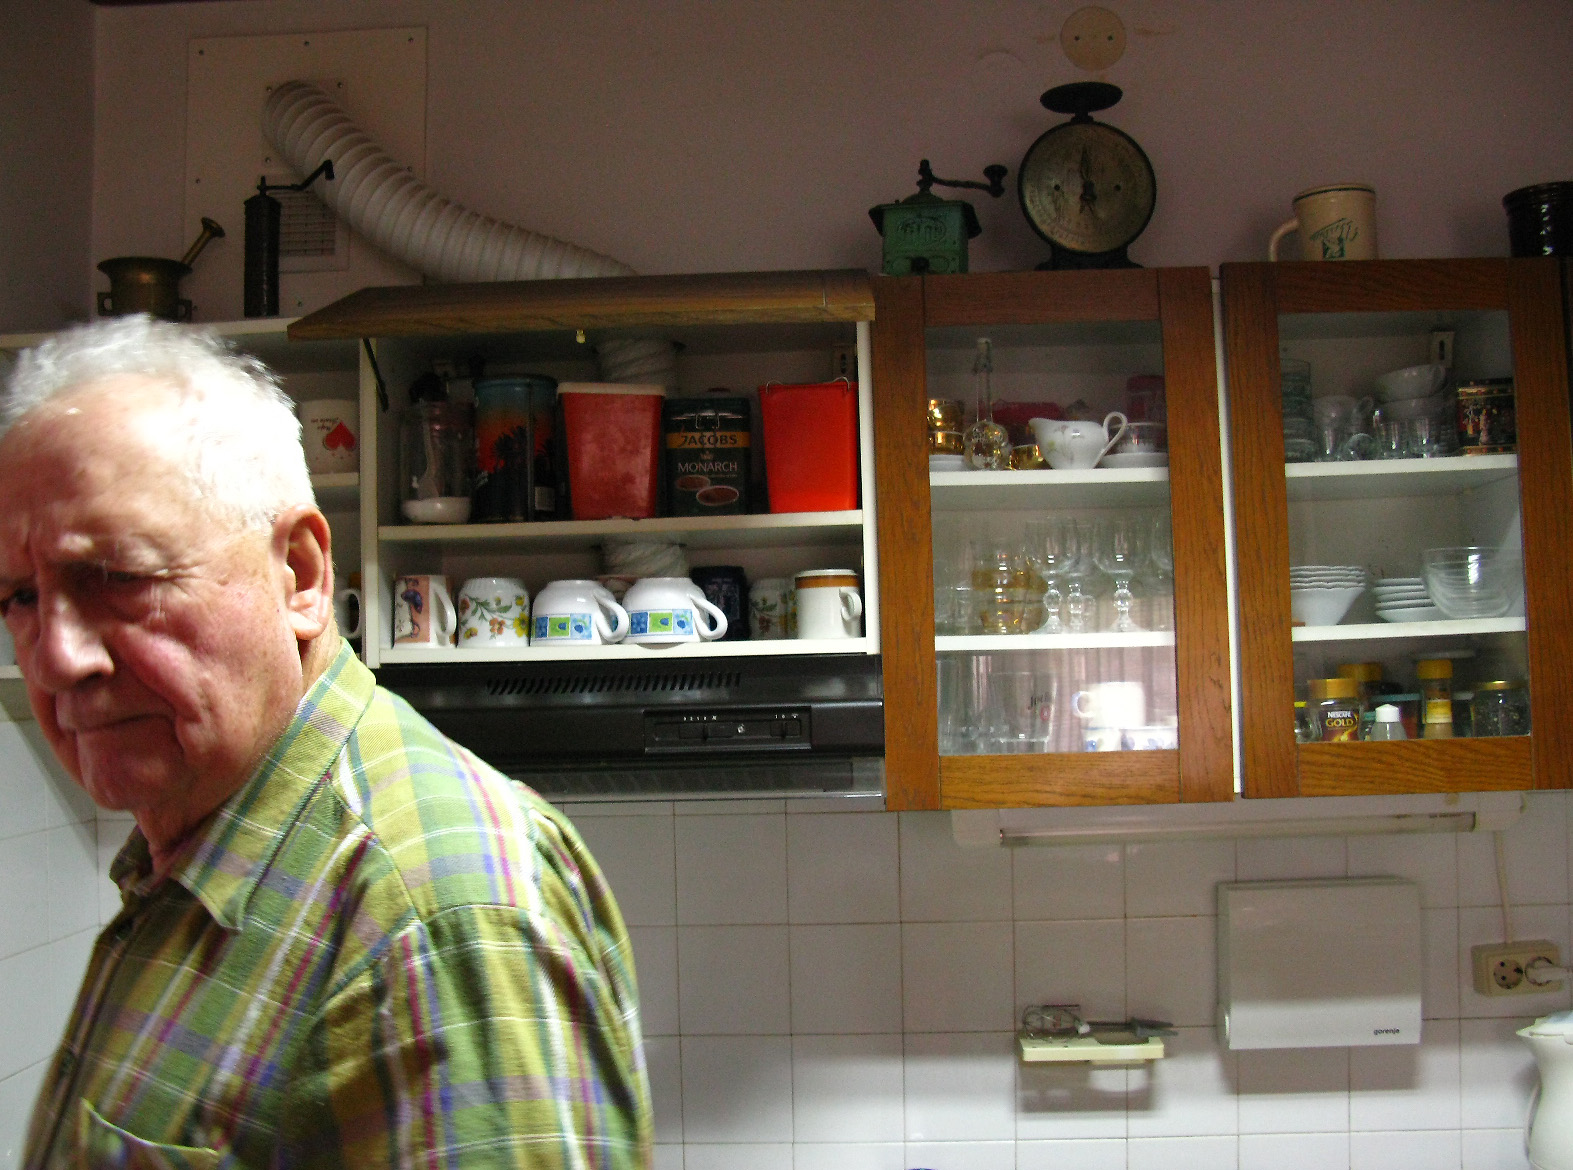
[646, 708, 809, 751]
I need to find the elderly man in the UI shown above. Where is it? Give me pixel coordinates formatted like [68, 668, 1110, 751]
[0, 316, 651, 1168]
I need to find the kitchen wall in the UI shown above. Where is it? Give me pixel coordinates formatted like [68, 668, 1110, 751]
[74, 0, 1573, 325]
[0, 2, 92, 331]
[558, 793, 1572, 1169]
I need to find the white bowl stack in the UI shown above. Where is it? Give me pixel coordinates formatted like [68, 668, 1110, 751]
[1371, 576, 1442, 623]
[1288, 564, 1369, 626]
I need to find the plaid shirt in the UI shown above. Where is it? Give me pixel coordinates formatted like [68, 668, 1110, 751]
[23, 642, 652, 1169]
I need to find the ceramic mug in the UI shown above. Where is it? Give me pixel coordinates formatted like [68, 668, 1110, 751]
[532, 579, 629, 645]
[333, 587, 363, 640]
[1269, 183, 1378, 261]
[748, 577, 795, 639]
[623, 576, 728, 644]
[794, 569, 863, 639]
[1029, 412, 1129, 470]
[457, 577, 530, 647]
[299, 398, 360, 475]
[393, 574, 457, 647]
[1072, 680, 1147, 728]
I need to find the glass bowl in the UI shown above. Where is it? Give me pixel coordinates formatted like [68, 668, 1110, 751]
[1421, 547, 1522, 618]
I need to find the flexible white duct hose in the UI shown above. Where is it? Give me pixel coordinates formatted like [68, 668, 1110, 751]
[261, 81, 675, 385]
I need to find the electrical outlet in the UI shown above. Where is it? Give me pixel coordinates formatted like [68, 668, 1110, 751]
[1472, 939, 1563, 995]
[830, 344, 857, 380]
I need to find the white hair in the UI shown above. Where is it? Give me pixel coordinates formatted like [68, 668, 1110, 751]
[0, 314, 315, 532]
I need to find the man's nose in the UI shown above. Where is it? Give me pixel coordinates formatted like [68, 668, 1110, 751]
[27, 592, 113, 689]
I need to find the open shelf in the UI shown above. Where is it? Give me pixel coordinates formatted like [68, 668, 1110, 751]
[311, 472, 360, 510]
[1284, 454, 1518, 502]
[379, 510, 864, 553]
[931, 467, 1170, 510]
[377, 637, 874, 665]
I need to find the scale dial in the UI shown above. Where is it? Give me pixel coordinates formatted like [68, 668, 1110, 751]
[1017, 83, 1156, 259]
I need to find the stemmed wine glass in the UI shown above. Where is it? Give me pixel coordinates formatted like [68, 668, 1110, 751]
[1024, 516, 1087, 634]
[963, 337, 1010, 470]
[1093, 516, 1148, 633]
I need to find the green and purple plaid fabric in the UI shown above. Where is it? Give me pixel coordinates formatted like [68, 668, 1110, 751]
[24, 643, 652, 1169]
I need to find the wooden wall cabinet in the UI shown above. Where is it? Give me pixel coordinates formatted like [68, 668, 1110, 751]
[1222, 258, 1573, 798]
[873, 269, 1234, 811]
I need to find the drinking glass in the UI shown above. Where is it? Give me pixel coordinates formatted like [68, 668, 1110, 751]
[1147, 512, 1175, 631]
[1060, 520, 1098, 634]
[983, 670, 1051, 752]
[1093, 517, 1148, 633]
[1024, 516, 1087, 634]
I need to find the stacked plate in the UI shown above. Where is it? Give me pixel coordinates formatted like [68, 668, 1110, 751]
[1372, 576, 1443, 623]
[1289, 564, 1369, 626]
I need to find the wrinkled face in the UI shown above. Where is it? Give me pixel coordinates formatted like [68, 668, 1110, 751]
[0, 377, 306, 833]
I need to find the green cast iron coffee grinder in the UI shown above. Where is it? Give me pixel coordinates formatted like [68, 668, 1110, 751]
[869, 159, 1008, 275]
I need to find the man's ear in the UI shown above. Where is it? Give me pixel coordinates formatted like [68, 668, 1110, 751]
[273, 505, 334, 642]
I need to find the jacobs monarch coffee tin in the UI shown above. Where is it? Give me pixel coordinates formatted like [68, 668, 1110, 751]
[664, 394, 751, 515]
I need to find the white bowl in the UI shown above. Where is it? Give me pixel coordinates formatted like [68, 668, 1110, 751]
[1376, 604, 1445, 622]
[402, 496, 472, 524]
[1374, 362, 1448, 402]
[1290, 585, 1365, 626]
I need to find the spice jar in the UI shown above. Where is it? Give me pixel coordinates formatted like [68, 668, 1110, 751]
[1415, 658, 1454, 739]
[1338, 661, 1396, 738]
[1471, 680, 1530, 737]
[1307, 677, 1365, 742]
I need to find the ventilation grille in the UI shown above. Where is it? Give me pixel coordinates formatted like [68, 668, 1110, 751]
[276, 186, 338, 258]
[484, 669, 743, 698]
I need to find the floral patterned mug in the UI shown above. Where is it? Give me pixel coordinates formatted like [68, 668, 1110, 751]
[457, 577, 531, 647]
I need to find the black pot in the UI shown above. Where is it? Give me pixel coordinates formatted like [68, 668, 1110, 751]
[1503, 182, 1573, 257]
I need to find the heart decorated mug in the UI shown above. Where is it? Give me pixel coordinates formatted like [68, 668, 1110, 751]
[1029, 412, 1129, 470]
[623, 576, 728, 644]
[531, 579, 629, 645]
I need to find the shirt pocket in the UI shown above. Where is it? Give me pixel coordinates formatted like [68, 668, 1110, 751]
[77, 1099, 223, 1170]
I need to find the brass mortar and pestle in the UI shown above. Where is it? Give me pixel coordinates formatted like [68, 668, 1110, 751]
[96, 217, 225, 321]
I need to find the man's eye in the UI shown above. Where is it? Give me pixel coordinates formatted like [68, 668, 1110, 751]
[0, 585, 37, 616]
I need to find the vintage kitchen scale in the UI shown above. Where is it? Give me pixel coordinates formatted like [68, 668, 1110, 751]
[1018, 81, 1156, 270]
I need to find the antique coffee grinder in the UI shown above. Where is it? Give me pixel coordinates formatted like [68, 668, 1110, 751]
[869, 158, 1008, 275]
[244, 160, 334, 317]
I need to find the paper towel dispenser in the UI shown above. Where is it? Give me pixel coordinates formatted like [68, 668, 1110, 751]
[1217, 878, 1421, 1049]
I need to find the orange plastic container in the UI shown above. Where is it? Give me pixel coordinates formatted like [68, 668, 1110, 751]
[558, 383, 667, 520]
[758, 379, 860, 513]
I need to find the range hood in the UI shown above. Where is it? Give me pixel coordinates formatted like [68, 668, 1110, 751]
[376, 654, 884, 802]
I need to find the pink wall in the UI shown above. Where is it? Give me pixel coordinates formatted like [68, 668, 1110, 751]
[17, 0, 1573, 329]
[0, 3, 93, 331]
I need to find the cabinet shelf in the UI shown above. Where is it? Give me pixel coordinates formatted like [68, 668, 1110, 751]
[311, 472, 360, 510]
[937, 631, 1175, 652]
[1284, 454, 1518, 502]
[1291, 616, 1524, 644]
[931, 467, 1169, 510]
[379, 509, 864, 553]
[378, 638, 874, 665]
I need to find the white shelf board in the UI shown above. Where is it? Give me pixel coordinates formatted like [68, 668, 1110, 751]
[937, 631, 1175, 653]
[311, 472, 360, 509]
[0, 665, 20, 681]
[380, 510, 864, 553]
[931, 467, 1170, 510]
[1285, 454, 1518, 503]
[377, 637, 874, 665]
[1291, 617, 1525, 643]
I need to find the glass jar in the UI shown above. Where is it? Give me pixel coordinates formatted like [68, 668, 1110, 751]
[1307, 677, 1364, 742]
[1471, 680, 1530, 737]
[399, 401, 476, 524]
[1338, 661, 1396, 738]
[1415, 658, 1454, 739]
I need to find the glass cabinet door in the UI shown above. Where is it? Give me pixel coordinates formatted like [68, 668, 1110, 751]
[1223, 259, 1573, 797]
[873, 270, 1232, 811]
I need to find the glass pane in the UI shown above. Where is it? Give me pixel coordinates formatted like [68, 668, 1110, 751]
[925, 319, 1180, 757]
[1279, 309, 1529, 742]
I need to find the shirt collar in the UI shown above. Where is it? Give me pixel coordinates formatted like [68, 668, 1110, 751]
[111, 641, 376, 929]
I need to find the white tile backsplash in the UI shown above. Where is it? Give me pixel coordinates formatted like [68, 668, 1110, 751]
[787, 812, 900, 924]
[790, 924, 903, 1034]
[8, 790, 1573, 1164]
